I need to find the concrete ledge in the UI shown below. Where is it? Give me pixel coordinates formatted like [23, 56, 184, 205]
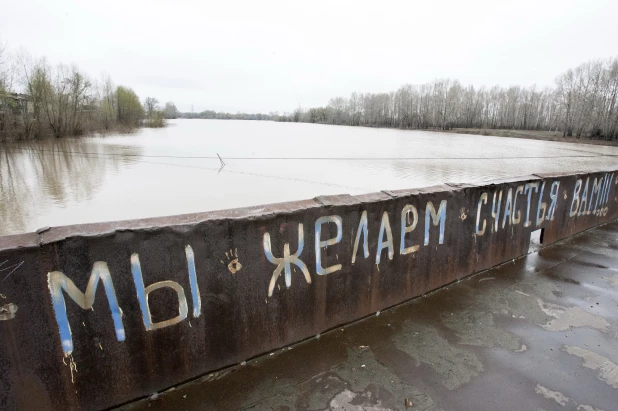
[0, 169, 616, 410]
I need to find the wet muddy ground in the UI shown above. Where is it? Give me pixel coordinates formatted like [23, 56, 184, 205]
[120, 221, 618, 411]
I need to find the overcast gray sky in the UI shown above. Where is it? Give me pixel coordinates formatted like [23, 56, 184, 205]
[1, 0, 617, 113]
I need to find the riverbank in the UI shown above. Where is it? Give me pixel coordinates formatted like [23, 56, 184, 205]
[436, 128, 618, 146]
[0, 121, 166, 143]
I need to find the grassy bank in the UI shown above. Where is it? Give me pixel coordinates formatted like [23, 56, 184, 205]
[434, 128, 618, 147]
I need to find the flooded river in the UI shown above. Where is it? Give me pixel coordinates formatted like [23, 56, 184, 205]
[1, 119, 617, 236]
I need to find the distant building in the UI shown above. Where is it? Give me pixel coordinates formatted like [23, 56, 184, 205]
[0, 93, 33, 116]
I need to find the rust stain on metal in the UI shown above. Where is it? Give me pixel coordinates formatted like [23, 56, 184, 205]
[0, 169, 615, 410]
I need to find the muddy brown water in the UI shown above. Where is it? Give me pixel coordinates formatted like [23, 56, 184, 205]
[1, 120, 617, 236]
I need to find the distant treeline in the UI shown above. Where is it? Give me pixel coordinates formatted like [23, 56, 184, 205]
[280, 57, 618, 140]
[0, 43, 175, 142]
[179, 110, 277, 121]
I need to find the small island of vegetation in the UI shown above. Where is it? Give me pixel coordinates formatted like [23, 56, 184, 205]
[0, 44, 175, 142]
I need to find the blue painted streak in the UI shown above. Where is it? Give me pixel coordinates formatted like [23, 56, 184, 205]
[185, 245, 201, 318]
[131, 254, 152, 330]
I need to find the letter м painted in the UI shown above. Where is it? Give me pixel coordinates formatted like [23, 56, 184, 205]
[425, 200, 447, 245]
[48, 262, 125, 355]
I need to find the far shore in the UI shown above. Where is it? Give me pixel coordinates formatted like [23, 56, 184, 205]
[432, 128, 618, 147]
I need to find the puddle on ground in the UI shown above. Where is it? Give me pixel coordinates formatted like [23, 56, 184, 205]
[533, 384, 606, 410]
[535, 384, 569, 406]
[441, 309, 523, 352]
[606, 273, 618, 287]
[329, 388, 387, 411]
[537, 299, 609, 332]
[564, 345, 618, 389]
[393, 325, 483, 390]
[249, 349, 439, 411]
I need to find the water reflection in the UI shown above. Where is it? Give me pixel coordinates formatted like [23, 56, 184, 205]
[0, 139, 141, 235]
[1, 120, 617, 236]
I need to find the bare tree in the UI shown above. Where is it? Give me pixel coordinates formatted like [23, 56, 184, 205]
[144, 97, 159, 118]
[3, 45, 153, 141]
[285, 56, 618, 141]
[164, 101, 178, 119]
[99, 74, 117, 129]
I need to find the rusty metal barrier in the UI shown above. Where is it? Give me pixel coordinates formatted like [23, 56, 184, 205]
[0, 168, 616, 410]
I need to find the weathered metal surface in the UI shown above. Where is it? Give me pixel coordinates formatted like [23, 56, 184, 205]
[121, 220, 618, 411]
[0, 168, 616, 410]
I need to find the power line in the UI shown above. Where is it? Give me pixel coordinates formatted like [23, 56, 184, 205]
[5, 145, 618, 195]
[5, 147, 368, 191]
[5, 146, 616, 161]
